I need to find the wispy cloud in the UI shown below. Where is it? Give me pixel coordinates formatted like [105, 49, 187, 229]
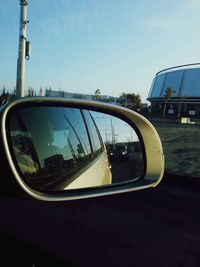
[184, 0, 200, 8]
[142, 17, 175, 30]
[32, 2, 103, 37]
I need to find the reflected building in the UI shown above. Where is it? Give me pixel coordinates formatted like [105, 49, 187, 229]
[147, 64, 200, 117]
[45, 89, 117, 104]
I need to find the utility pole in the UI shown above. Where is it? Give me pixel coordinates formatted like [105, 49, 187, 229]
[16, 0, 31, 98]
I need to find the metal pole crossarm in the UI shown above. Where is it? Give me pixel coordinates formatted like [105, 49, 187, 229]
[20, 0, 28, 6]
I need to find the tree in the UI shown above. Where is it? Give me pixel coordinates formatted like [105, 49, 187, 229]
[162, 87, 176, 117]
[120, 92, 141, 111]
[133, 94, 142, 111]
[28, 87, 35, 96]
[177, 95, 187, 118]
[0, 92, 15, 105]
[108, 96, 116, 103]
[93, 89, 101, 101]
[39, 87, 43, 96]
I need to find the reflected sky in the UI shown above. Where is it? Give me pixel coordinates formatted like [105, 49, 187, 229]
[91, 111, 139, 144]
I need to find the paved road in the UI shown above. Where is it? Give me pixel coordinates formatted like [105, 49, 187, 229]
[110, 153, 143, 183]
[0, 173, 200, 266]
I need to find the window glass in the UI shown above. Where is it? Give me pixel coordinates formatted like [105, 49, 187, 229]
[9, 107, 93, 190]
[82, 110, 103, 158]
[160, 70, 184, 97]
[150, 74, 165, 98]
[182, 69, 200, 97]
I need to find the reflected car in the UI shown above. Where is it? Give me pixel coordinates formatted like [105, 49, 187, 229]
[107, 144, 128, 161]
[115, 144, 128, 160]
[9, 106, 112, 190]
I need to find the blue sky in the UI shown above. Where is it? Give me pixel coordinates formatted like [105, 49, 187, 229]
[1, 0, 200, 102]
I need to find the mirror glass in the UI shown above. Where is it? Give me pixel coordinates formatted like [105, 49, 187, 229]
[8, 106, 144, 191]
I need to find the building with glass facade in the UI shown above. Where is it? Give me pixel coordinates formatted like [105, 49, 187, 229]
[147, 64, 200, 117]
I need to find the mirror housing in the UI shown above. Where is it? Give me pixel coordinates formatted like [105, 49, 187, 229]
[0, 97, 164, 201]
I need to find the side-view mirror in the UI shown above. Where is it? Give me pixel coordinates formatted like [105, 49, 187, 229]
[0, 97, 164, 201]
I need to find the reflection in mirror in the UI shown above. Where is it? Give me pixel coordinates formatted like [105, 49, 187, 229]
[91, 111, 144, 183]
[8, 106, 144, 191]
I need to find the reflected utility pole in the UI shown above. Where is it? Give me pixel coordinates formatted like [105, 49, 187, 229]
[104, 129, 111, 144]
[110, 119, 118, 147]
[16, 0, 31, 98]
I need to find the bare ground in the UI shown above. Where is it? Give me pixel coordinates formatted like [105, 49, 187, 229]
[150, 120, 200, 177]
